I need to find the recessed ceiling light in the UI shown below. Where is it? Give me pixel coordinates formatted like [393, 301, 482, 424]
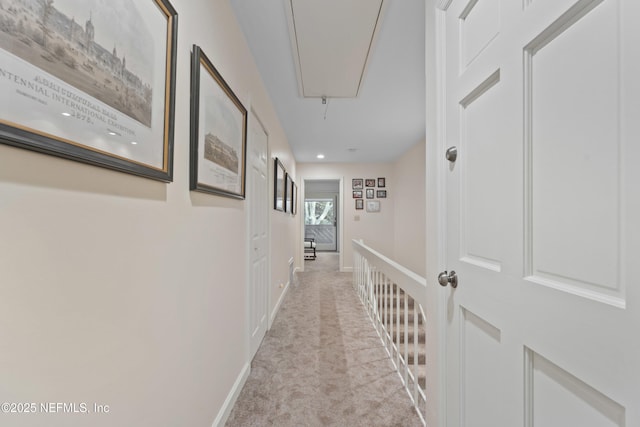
[108, 131, 117, 136]
[131, 141, 138, 145]
[316, 154, 325, 159]
[61, 112, 71, 117]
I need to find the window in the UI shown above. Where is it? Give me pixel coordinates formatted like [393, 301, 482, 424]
[304, 199, 335, 225]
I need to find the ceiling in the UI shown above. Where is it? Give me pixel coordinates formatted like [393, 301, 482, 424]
[229, 0, 425, 163]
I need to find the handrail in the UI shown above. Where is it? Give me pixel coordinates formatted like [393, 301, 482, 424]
[352, 239, 427, 426]
[352, 239, 427, 308]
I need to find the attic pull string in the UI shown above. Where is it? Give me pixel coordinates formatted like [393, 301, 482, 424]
[322, 96, 329, 120]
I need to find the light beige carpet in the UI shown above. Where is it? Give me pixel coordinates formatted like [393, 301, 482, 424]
[225, 253, 423, 427]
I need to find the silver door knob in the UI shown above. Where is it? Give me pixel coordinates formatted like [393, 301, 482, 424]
[438, 270, 458, 288]
[445, 146, 457, 162]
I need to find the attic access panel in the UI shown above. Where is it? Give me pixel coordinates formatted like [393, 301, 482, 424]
[286, 0, 385, 98]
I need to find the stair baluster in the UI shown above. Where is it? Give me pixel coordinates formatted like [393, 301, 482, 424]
[352, 240, 428, 426]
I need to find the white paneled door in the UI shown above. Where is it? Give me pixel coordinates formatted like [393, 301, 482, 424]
[248, 110, 269, 360]
[439, 0, 639, 425]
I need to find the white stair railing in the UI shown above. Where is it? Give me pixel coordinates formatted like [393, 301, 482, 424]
[352, 239, 427, 426]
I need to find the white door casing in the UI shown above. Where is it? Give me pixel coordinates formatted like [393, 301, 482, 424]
[248, 110, 269, 360]
[438, 0, 640, 426]
[301, 178, 345, 271]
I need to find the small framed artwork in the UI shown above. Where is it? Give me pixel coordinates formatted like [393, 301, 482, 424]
[285, 172, 293, 213]
[355, 199, 364, 210]
[0, 0, 179, 181]
[291, 181, 298, 215]
[366, 188, 375, 199]
[353, 190, 363, 199]
[191, 45, 247, 198]
[365, 179, 376, 187]
[377, 177, 386, 187]
[352, 178, 364, 189]
[366, 200, 381, 213]
[274, 158, 285, 211]
[377, 190, 387, 198]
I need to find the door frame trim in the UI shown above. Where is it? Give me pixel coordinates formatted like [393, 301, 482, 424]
[425, 1, 450, 426]
[300, 177, 344, 272]
[303, 195, 339, 252]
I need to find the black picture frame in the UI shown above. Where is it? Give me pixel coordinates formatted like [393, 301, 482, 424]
[285, 172, 293, 213]
[366, 188, 375, 199]
[355, 199, 364, 210]
[377, 190, 387, 198]
[352, 178, 363, 189]
[365, 179, 376, 187]
[377, 177, 386, 187]
[274, 157, 285, 211]
[353, 190, 363, 199]
[0, 0, 178, 182]
[190, 45, 247, 198]
[291, 181, 298, 215]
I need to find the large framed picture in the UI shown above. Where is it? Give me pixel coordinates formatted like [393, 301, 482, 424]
[0, 0, 178, 181]
[190, 45, 247, 198]
[274, 157, 285, 211]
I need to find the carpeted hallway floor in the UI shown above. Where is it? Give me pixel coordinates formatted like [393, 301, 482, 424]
[225, 252, 423, 427]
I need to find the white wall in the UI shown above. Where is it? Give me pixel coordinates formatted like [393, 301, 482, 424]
[392, 140, 427, 276]
[270, 159, 298, 319]
[0, 1, 296, 426]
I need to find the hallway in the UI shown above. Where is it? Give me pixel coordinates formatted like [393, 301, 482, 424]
[225, 253, 423, 426]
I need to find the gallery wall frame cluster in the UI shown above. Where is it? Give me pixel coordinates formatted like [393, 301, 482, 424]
[274, 157, 297, 215]
[0, 0, 306, 214]
[0, 0, 256, 202]
[353, 177, 387, 212]
[0, 0, 179, 182]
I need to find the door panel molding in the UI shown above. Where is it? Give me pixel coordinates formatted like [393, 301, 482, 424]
[523, 0, 622, 306]
[459, 0, 500, 71]
[459, 69, 503, 272]
[524, 347, 625, 427]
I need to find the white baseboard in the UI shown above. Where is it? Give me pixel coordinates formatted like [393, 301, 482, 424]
[211, 362, 250, 427]
[270, 280, 290, 324]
